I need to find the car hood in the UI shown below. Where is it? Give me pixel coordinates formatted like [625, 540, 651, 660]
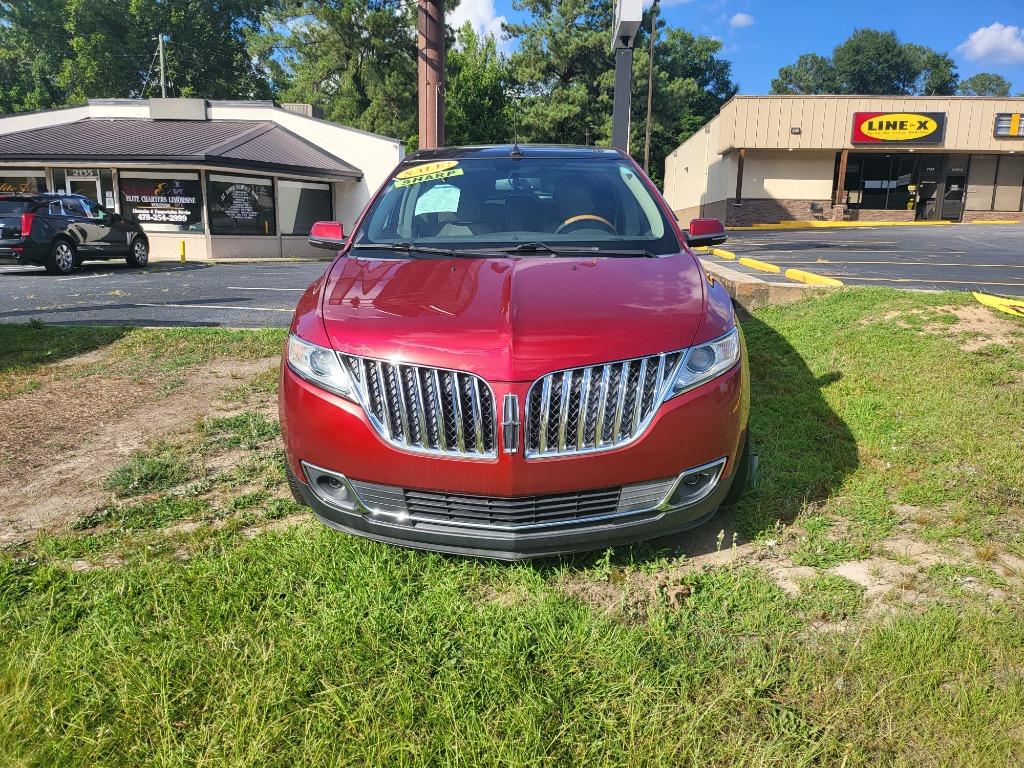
[320, 253, 706, 382]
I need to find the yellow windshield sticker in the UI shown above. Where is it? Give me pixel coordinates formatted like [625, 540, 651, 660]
[394, 167, 464, 188]
[396, 160, 459, 180]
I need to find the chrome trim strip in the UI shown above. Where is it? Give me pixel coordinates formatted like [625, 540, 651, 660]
[612, 361, 629, 443]
[469, 377, 484, 454]
[431, 369, 447, 452]
[451, 372, 466, 453]
[538, 376, 552, 454]
[412, 368, 429, 449]
[576, 368, 592, 451]
[594, 364, 611, 447]
[556, 371, 572, 451]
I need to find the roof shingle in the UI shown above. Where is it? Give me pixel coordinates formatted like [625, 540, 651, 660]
[0, 119, 360, 180]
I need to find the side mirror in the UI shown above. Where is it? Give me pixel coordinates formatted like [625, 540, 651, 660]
[308, 220, 346, 250]
[686, 217, 727, 248]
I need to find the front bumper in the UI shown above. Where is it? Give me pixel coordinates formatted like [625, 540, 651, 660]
[280, 358, 749, 559]
[293, 455, 741, 560]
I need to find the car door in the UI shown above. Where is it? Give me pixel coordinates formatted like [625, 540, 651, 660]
[60, 197, 99, 252]
[81, 198, 131, 254]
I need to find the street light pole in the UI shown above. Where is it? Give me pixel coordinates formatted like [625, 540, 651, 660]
[157, 33, 167, 98]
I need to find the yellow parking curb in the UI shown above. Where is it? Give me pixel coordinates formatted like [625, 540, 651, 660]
[738, 256, 781, 274]
[784, 268, 844, 287]
[693, 246, 736, 260]
[748, 220, 953, 230]
[969, 220, 1021, 225]
[973, 292, 1024, 318]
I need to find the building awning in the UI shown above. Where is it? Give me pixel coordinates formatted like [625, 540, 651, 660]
[0, 119, 362, 181]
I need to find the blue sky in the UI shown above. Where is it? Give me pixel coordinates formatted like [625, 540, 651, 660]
[451, 0, 1024, 94]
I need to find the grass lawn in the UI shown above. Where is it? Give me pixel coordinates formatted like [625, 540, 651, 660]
[1, 288, 1023, 766]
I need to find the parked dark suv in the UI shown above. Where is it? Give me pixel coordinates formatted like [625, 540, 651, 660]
[0, 193, 149, 274]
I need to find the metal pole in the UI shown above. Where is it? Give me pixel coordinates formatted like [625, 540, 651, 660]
[611, 48, 632, 152]
[417, 0, 445, 149]
[643, 1, 658, 173]
[157, 34, 167, 98]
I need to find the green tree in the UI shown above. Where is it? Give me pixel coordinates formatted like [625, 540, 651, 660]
[254, 0, 419, 145]
[771, 29, 961, 97]
[445, 23, 516, 145]
[770, 53, 836, 95]
[832, 29, 918, 94]
[906, 44, 957, 95]
[0, 0, 274, 114]
[505, 0, 735, 184]
[957, 72, 1012, 97]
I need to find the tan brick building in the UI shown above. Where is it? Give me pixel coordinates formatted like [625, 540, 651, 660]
[663, 96, 1024, 227]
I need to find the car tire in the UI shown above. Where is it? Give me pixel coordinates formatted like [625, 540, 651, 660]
[45, 239, 77, 275]
[126, 237, 149, 267]
[287, 465, 309, 508]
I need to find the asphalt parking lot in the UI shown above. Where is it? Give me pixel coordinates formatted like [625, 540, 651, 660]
[723, 223, 1024, 296]
[1, 224, 1021, 329]
[0, 260, 328, 328]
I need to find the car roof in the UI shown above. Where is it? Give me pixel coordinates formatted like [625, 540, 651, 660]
[406, 144, 627, 162]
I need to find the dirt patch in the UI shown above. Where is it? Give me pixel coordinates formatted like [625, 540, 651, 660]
[925, 305, 1023, 352]
[861, 304, 1022, 352]
[0, 355, 279, 547]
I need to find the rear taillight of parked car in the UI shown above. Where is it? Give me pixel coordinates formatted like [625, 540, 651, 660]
[20, 212, 35, 237]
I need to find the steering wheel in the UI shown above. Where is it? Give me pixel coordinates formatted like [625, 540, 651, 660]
[554, 214, 616, 235]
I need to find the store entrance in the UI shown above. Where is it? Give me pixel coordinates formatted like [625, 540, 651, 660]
[940, 175, 966, 220]
[840, 152, 962, 222]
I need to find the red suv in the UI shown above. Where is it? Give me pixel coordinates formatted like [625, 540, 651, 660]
[279, 146, 752, 559]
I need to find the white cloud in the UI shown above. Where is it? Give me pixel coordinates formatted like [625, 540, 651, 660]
[729, 12, 754, 29]
[956, 23, 1024, 64]
[448, 0, 507, 44]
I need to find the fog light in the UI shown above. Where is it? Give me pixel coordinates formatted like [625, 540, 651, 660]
[301, 462, 359, 512]
[666, 458, 727, 508]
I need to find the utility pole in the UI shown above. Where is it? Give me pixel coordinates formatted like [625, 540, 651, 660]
[156, 34, 168, 98]
[643, 0, 658, 174]
[417, 0, 445, 149]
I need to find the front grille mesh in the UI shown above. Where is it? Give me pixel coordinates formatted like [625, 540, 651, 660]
[343, 356, 496, 457]
[525, 352, 683, 457]
[346, 476, 678, 531]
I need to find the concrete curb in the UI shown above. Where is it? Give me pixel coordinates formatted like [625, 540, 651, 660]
[700, 259, 835, 310]
[784, 268, 844, 288]
[692, 246, 736, 260]
[737, 256, 781, 274]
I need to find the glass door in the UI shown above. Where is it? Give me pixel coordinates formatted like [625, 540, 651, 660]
[66, 176, 101, 202]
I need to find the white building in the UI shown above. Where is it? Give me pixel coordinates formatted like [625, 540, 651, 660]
[0, 98, 404, 260]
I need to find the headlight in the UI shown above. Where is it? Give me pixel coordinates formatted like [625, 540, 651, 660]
[286, 334, 356, 400]
[664, 327, 740, 400]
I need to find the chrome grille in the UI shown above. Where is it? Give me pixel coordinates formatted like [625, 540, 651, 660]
[525, 351, 683, 458]
[342, 356, 496, 458]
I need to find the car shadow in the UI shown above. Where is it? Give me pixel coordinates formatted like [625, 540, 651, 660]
[538, 306, 860, 572]
[0, 322, 130, 374]
[0, 262, 212, 277]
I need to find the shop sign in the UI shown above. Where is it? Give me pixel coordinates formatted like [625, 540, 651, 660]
[994, 113, 1024, 138]
[120, 176, 202, 227]
[852, 112, 946, 144]
[207, 174, 276, 235]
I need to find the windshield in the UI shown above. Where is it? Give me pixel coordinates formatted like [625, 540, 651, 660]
[354, 156, 681, 256]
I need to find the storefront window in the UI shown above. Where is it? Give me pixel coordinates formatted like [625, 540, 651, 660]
[277, 179, 332, 236]
[207, 173, 276, 235]
[119, 172, 204, 232]
[0, 169, 47, 194]
[844, 154, 939, 213]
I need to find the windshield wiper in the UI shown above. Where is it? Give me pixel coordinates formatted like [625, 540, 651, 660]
[350, 243, 488, 259]
[503, 243, 659, 258]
